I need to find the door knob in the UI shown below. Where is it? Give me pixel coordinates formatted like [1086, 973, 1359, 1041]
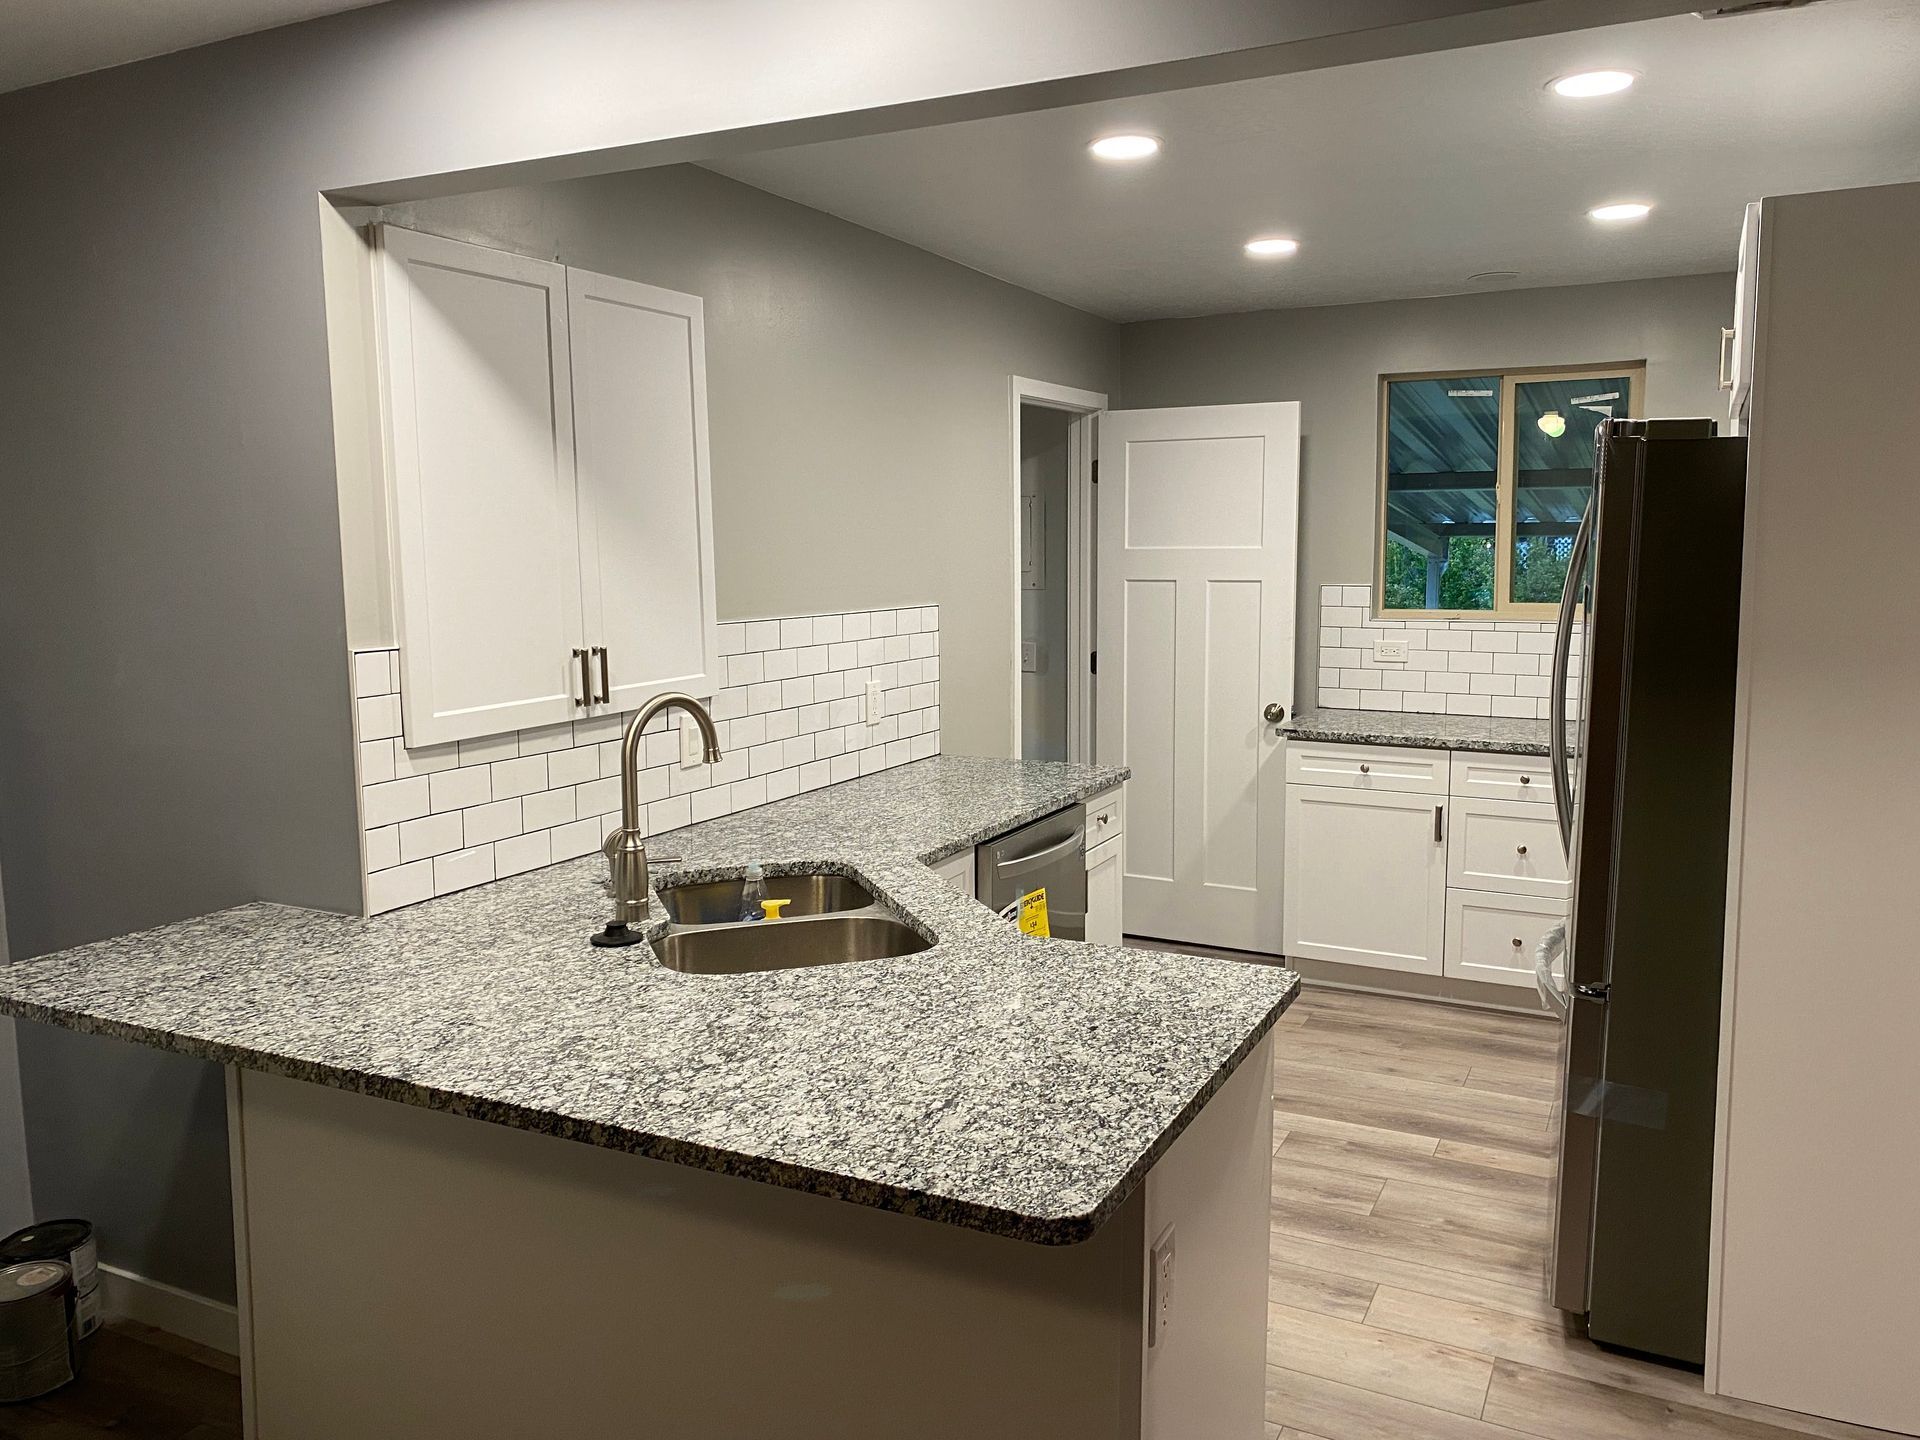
[1263, 703, 1286, 723]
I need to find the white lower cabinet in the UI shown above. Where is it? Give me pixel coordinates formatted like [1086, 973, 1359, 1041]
[1283, 741, 1567, 998]
[1283, 785, 1447, 974]
[1085, 835, 1123, 947]
[1444, 889, 1565, 990]
[930, 849, 974, 900]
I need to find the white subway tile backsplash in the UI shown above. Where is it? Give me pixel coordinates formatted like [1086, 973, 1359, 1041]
[398, 810, 463, 864]
[1314, 581, 1562, 720]
[428, 765, 491, 814]
[351, 604, 940, 914]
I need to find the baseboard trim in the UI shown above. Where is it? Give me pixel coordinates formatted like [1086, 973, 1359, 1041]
[98, 1262, 240, 1356]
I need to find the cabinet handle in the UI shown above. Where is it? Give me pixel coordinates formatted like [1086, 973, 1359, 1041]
[572, 648, 592, 707]
[1519, 774, 1532, 786]
[1434, 805, 1444, 843]
[1359, 763, 1371, 774]
[592, 646, 610, 705]
[1516, 844, 1529, 856]
[1512, 936, 1524, 949]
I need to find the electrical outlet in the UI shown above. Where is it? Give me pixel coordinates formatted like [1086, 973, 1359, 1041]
[1148, 1225, 1176, 1348]
[679, 715, 703, 768]
[864, 680, 884, 725]
[1372, 636, 1410, 664]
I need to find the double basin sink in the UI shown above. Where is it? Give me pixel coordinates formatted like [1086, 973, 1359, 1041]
[651, 871, 931, 975]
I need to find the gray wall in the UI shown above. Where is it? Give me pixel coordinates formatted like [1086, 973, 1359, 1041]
[1019, 406, 1073, 762]
[1116, 272, 1735, 706]
[0, 0, 1602, 1305]
[377, 167, 1117, 757]
[1711, 181, 1920, 1431]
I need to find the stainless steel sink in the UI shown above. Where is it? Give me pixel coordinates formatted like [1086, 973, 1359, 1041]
[652, 915, 930, 975]
[657, 872, 874, 926]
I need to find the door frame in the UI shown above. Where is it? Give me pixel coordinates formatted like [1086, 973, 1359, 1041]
[1008, 376, 1106, 762]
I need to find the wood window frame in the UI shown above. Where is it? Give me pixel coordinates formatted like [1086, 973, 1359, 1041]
[1374, 361, 1646, 620]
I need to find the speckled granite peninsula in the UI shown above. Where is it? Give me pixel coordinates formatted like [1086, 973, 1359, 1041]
[0, 755, 1297, 1245]
[1283, 704, 1557, 755]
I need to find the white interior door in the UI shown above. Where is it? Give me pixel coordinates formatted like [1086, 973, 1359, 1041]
[567, 269, 720, 715]
[377, 226, 584, 747]
[1096, 403, 1299, 953]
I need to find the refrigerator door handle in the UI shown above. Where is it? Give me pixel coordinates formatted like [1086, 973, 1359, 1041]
[1549, 496, 1594, 857]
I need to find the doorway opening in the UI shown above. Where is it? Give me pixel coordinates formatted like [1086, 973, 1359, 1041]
[1009, 377, 1104, 763]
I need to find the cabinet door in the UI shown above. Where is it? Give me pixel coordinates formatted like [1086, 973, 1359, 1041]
[1283, 785, 1446, 974]
[377, 227, 585, 748]
[568, 269, 719, 715]
[930, 849, 975, 900]
[1085, 836, 1124, 947]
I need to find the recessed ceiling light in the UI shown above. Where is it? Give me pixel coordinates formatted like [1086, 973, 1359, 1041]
[1551, 69, 1636, 98]
[1244, 236, 1300, 258]
[1088, 134, 1160, 161]
[1589, 201, 1653, 222]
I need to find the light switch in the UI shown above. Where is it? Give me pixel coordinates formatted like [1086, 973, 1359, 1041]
[1020, 641, 1039, 674]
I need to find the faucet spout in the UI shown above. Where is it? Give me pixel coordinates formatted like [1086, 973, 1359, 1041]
[591, 692, 723, 947]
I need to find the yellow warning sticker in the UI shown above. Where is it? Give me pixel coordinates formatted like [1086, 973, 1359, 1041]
[1016, 888, 1050, 938]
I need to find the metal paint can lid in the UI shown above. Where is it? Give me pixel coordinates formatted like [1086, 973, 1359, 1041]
[0, 1220, 93, 1265]
[0, 1261, 71, 1304]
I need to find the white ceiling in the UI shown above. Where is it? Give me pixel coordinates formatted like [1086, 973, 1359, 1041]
[0, 0, 391, 95]
[709, 0, 1920, 321]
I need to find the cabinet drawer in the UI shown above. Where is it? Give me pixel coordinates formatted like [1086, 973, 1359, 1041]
[1450, 752, 1552, 805]
[1445, 890, 1567, 990]
[1085, 787, 1125, 847]
[1285, 742, 1448, 795]
[1447, 797, 1568, 900]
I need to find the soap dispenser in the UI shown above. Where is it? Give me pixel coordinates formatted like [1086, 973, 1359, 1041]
[738, 863, 768, 923]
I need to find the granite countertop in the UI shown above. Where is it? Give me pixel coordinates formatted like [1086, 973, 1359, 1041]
[0, 755, 1298, 1245]
[1282, 706, 1559, 756]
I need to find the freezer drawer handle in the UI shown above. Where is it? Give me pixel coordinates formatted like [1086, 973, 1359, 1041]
[992, 829, 1086, 879]
[1575, 982, 1611, 1003]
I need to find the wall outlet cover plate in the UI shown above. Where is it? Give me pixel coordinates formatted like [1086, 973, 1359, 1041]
[1372, 636, 1410, 664]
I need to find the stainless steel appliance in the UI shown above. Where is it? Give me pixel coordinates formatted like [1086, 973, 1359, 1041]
[978, 806, 1088, 941]
[1542, 417, 1747, 1365]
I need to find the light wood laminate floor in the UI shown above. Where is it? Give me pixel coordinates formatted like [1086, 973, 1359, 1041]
[1263, 985, 1902, 1440]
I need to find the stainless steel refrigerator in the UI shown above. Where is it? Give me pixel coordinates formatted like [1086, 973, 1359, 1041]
[1540, 417, 1747, 1365]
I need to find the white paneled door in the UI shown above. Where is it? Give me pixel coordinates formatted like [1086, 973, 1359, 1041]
[1096, 403, 1299, 953]
[568, 269, 720, 714]
[379, 227, 584, 748]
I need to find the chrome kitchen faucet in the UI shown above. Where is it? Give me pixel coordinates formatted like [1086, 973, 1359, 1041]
[591, 692, 722, 947]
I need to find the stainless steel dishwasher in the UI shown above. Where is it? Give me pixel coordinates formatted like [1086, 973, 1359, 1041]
[977, 805, 1087, 941]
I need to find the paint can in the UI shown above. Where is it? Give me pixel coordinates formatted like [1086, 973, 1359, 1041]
[1, 1221, 99, 1341]
[0, 1261, 75, 1402]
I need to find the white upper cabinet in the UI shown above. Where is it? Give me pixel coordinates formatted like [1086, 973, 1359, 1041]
[568, 268, 718, 714]
[374, 227, 718, 747]
[377, 227, 584, 747]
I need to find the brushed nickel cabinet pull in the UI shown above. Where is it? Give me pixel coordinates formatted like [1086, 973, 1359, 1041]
[593, 646, 610, 705]
[573, 648, 592, 707]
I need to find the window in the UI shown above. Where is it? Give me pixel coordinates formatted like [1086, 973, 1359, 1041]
[1377, 363, 1644, 616]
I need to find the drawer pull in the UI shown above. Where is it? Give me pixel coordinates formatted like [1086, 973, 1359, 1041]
[1516, 845, 1529, 856]
[1359, 763, 1371, 774]
[1434, 805, 1444, 843]
[1519, 774, 1532, 786]
[1512, 937, 1524, 948]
